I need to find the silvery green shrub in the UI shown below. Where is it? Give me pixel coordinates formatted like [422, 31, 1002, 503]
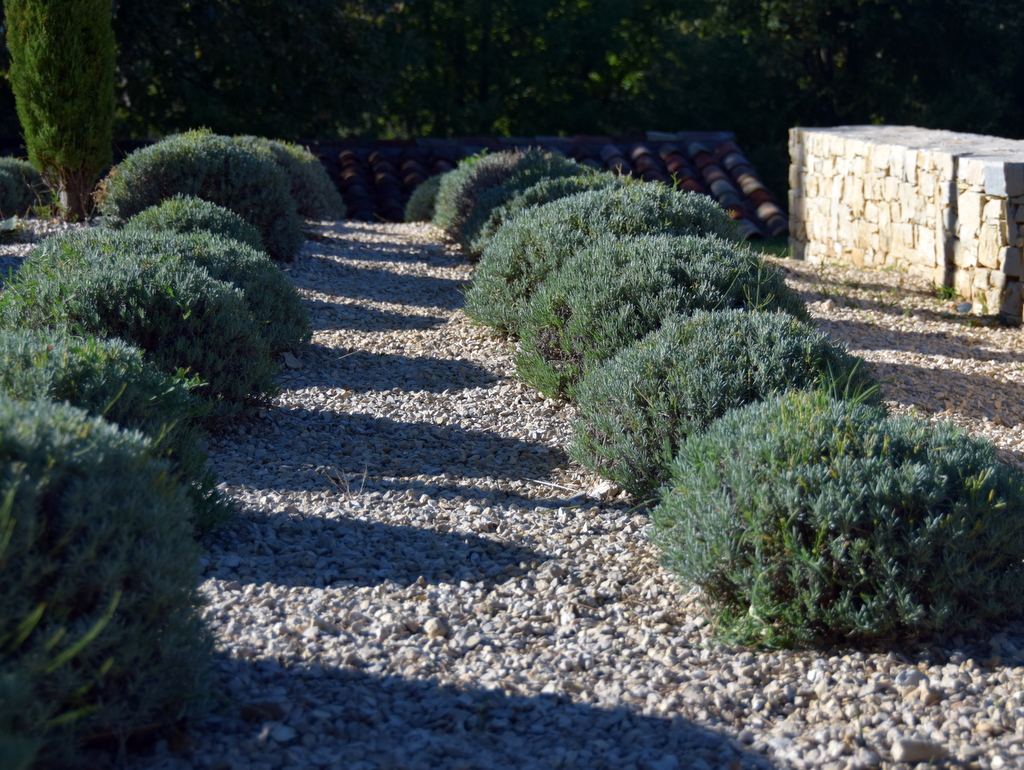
[653, 389, 1024, 647]
[0, 231, 278, 419]
[123, 194, 265, 253]
[464, 182, 738, 335]
[0, 396, 211, 767]
[0, 329, 231, 533]
[571, 310, 878, 499]
[95, 129, 303, 261]
[515, 233, 808, 398]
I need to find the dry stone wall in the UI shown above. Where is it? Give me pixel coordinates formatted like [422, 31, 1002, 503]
[789, 125, 1024, 323]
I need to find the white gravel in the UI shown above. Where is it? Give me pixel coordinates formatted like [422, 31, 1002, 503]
[5, 220, 1024, 770]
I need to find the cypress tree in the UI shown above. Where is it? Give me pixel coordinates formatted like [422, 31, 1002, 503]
[5, 0, 115, 221]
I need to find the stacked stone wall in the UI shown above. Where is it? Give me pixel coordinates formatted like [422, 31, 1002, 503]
[789, 125, 1024, 323]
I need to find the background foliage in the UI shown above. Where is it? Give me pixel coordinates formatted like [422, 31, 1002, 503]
[1, 0, 1021, 193]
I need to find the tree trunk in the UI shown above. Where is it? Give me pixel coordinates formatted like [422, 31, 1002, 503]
[56, 169, 92, 221]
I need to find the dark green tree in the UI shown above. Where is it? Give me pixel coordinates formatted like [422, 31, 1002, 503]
[5, 0, 115, 220]
[110, 0, 395, 139]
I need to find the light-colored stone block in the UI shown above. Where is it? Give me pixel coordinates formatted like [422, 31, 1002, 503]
[904, 150, 918, 183]
[870, 144, 891, 170]
[958, 192, 982, 238]
[919, 171, 936, 199]
[979, 224, 1006, 266]
[985, 162, 1024, 197]
[917, 227, 936, 266]
[955, 269, 975, 299]
[1001, 247, 1022, 277]
[1000, 281, 1022, 319]
[789, 127, 1024, 318]
[983, 197, 1008, 223]
[960, 156, 988, 187]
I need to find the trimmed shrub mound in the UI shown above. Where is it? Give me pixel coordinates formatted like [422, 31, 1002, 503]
[465, 183, 738, 334]
[570, 310, 878, 500]
[0, 396, 211, 767]
[431, 151, 503, 234]
[470, 172, 634, 256]
[0, 329, 231, 533]
[404, 173, 446, 222]
[94, 129, 303, 261]
[0, 157, 43, 216]
[458, 153, 591, 254]
[123, 194, 265, 253]
[233, 136, 346, 220]
[653, 389, 1024, 647]
[433, 149, 585, 247]
[0, 231, 278, 419]
[515, 234, 809, 398]
[26, 228, 310, 354]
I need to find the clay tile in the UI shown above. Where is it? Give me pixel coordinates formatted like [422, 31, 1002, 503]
[692, 152, 716, 171]
[630, 144, 655, 162]
[735, 176, 766, 197]
[642, 170, 669, 184]
[766, 214, 789, 237]
[716, 190, 742, 209]
[634, 156, 661, 174]
[681, 179, 706, 194]
[431, 160, 456, 175]
[687, 141, 711, 158]
[600, 144, 627, 164]
[715, 139, 741, 157]
[747, 188, 774, 207]
[734, 219, 764, 240]
[703, 166, 730, 185]
[403, 172, 426, 189]
[664, 158, 690, 175]
[720, 152, 748, 171]
[373, 160, 397, 175]
[657, 144, 682, 161]
[756, 201, 785, 222]
[338, 149, 361, 163]
[401, 159, 427, 175]
[368, 149, 399, 164]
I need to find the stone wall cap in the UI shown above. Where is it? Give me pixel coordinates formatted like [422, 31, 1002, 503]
[794, 125, 1024, 163]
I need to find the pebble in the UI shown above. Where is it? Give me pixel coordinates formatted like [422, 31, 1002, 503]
[891, 737, 947, 763]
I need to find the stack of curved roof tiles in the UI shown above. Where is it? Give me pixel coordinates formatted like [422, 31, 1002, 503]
[311, 130, 787, 239]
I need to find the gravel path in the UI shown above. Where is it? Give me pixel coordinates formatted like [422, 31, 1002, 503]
[5, 221, 1024, 769]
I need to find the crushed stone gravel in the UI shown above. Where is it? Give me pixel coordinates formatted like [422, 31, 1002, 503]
[4, 220, 1024, 770]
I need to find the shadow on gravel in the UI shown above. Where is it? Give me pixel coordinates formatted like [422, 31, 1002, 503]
[869, 357, 1024, 424]
[170, 662, 775, 770]
[814, 316, 1024, 364]
[324, 411, 566, 481]
[229, 507, 544, 589]
[291, 261, 467, 310]
[305, 298, 447, 332]
[286, 343, 497, 393]
[334, 475, 597, 512]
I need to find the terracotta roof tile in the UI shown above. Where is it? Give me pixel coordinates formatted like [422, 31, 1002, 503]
[264, 131, 787, 238]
